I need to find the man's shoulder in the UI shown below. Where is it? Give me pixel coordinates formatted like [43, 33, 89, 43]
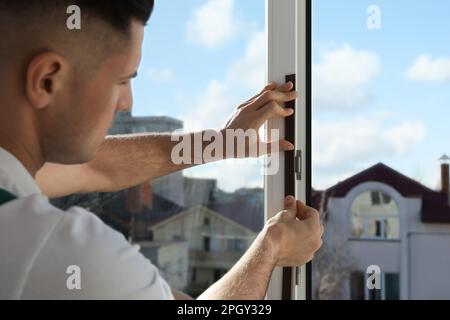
[1, 193, 98, 221]
[1, 193, 131, 271]
[14, 195, 173, 299]
[52, 202, 130, 252]
[3, 194, 116, 236]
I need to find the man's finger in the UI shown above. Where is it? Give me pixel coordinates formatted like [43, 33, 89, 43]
[265, 81, 278, 92]
[259, 140, 295, 156]
[283, 196, 297, 219]
[296, 201, 321, 228]
[277, 81, 294, 92]
[249, 90, 298, 112]
[256, 102, 294, 126]
[240, 82, 296, 111]
[238, 82, 278, 109]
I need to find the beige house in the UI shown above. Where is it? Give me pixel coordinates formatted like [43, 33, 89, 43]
[148, 205, 258, 296]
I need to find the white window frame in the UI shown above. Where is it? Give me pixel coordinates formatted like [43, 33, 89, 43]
[265, 0, 311, 300]
[362, 217, 389, 240]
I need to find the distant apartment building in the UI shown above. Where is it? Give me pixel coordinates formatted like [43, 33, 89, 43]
[312, 159, 450, 300]
[108, 111, 183, 135]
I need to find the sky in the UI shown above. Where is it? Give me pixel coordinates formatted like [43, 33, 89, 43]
[130, 0, 450, 192]
[312, 0, 450, 189]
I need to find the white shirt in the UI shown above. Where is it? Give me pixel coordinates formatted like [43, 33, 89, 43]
[0, 147, 174, 300]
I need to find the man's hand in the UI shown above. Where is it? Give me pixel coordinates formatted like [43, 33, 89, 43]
[221, 82, 298, 158]
[198, 195, 323, 300]
[262, 196, 324, 267]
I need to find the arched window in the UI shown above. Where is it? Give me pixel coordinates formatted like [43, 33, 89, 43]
[350, 191, 400, 240]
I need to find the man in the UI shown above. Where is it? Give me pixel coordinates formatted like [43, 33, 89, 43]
[0, 0, 323, 299]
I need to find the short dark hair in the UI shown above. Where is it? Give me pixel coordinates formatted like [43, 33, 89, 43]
[0, 0, 154, 34]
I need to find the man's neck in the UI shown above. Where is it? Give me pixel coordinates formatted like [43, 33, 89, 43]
[0, 129, 44, 178]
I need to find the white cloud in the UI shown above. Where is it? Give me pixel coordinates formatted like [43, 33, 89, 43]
[405, 55, 450, 82]
[145, 67, 174, 83]
[313, 117, 426, 189]
[228, 31, 266, 92]
[314, 118, 426, 169]
[182, 80, 234, 131]
[180, 31, 266, 131]
[314, 44, 380, 111]
[186, 0, 241, 49]
[177, 31, 266, 192]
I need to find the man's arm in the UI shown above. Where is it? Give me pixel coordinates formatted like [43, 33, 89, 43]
[36, 82, 297, 198]
[36, 131, 216, 197]
[198, 196, 324, 300]
[198, 228, 276, 300]
[172, 289, 194, 300]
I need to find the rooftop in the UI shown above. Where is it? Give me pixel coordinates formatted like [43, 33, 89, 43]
[312, 163, 450, 223]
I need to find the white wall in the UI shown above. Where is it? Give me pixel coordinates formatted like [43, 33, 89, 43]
[139, 241, 189, 291]
[409, 232, 450, 299]
[322, 181, 450, 299]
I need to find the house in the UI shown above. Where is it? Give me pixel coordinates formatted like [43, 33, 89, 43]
[312, 158, 450, 300]
[148, 201, 262, 296]
[136, 240, 189, 291]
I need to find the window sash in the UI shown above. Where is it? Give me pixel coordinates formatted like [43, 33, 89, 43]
[265, 0, 312, 300]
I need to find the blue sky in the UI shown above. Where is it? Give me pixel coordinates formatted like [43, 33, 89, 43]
[313, 0, 450, 189]
[132, 0, 264, 119]
[130, 0, 450, 191]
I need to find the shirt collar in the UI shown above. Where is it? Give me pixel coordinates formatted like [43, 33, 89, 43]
[0, 147, 42, 198]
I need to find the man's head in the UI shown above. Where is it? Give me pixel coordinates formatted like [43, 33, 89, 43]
[0, 0, 154, 165]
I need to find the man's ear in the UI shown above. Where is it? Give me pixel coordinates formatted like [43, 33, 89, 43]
[25, 52, 68, 110]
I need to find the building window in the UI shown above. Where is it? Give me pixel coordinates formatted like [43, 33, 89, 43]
[367, 287, 382, 301]
[350, 271, 400, 300]
[350, 191, 400, 240]
[385, 273, 400, 300]
[203, 236, 211, 252]
[213, 269, 225, 282]
[204, 217, 210, 226]
[191, 267, 197, 283]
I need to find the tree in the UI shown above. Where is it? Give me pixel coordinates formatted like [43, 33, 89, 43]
[312, 190, 358, 300]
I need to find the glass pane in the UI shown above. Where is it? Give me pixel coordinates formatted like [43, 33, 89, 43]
[313, 0, 450, 300]
[351, 191, 400, 239]
[52, 0, 265, 299]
